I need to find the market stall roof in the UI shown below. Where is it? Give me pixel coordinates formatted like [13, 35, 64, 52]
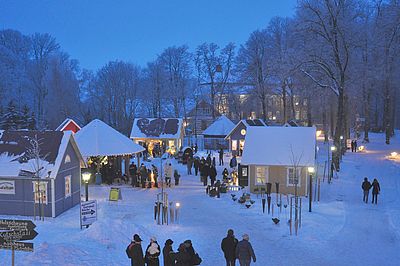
[241, 126, 316, 167]
[0, 130, 85, 178]
[75, 119, 144, 157]
[203, 115, 235, 137]
[130, 118, 183, 140]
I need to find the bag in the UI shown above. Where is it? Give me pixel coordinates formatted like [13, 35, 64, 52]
[192, 253, 202, 265]
[126, 243, 133, 258]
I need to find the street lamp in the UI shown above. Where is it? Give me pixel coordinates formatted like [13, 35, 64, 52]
[390, 152, 398, 158]
[175, 202, 180, 223]
[307, 167, 315, 212]
[82, 172, 91, 202]
[330, 146, 337, 152]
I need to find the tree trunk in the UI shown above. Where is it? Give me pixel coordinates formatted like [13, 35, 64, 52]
[363, 87, 370, 143]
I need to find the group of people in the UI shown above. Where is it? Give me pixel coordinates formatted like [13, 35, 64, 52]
[128, 162, 181, 188]
[126, 235, 201, 266]
[361, 177, 381, 204]
[126, 229, 256, 266]
[350, 139, 358, 152]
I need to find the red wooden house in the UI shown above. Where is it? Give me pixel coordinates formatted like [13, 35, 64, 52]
[56, 118, 81, 134]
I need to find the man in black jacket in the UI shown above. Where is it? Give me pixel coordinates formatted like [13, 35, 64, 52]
[126, 234, 145, 266]
[221, 229, 238, 266]
[361, 177, 371, 203]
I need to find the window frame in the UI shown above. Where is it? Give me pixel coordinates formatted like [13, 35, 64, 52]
[255, 166, 268, 185]
[65, 175, 72, 198]
[286, 167, 302, 187]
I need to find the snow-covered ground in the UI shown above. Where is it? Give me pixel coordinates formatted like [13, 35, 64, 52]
[1, 132, 400, 265]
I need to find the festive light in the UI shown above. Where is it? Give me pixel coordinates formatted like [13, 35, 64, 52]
[331, 146, 337, 152]
[82, 172, 91, 183]
[307, 167, 315, 174]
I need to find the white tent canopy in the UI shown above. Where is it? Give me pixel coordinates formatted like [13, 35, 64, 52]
[75, 119, 145, 157]
[241, 127, 316, 166]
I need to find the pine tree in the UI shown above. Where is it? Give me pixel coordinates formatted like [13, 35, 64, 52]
[28, 112, 36, 130]
[20, 105, 31, 129]
[2, 101, 20, 130]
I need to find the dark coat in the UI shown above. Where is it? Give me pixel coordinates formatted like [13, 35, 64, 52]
[362, 180, 371, 191]
[209, 167, 217, 181]
[230, 157, 237, 168]
[162, 244, 174, 266]
[200, 164, 209, 177]
[235, 239, 256, 262]
[173, 250, 192, 266]
[221, 235, 238, 260]
[206, 155, 212, 166]
[127, 241, 145, 266]
[145, 242, 161, 266]
[372, 180, 380, 195]
[219, 149, 224, 158]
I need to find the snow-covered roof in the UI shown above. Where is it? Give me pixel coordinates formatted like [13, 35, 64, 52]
[0, 130, 84, 179]
[76, 119, 144, 157]
[56, 118, 81, 132]
[130, 118, 183, 140]
[225, 119, 267, 139]
[203, 115, 235, 136]
[241, 127, 316, 166]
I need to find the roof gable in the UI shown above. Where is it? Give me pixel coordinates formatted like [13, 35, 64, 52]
[56, 118, 81, 132]
[225, 119, 267, 139]
[203, 115, 235, 136]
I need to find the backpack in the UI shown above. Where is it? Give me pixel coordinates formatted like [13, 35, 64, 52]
[192, 252, 202, 265]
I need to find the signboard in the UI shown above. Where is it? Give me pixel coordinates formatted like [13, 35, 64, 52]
[109, 187, 122, 201]
[0, 229, 38, 241]
[0, 219, 36, 231]
[0, 241, 33, 252]
[80, 200, 97, 227]
[0, 180, 15, 194]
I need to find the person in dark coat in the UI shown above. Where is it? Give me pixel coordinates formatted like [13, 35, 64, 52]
[194, 158, 200, 176]
[221, 229, 238, 266]
[162, 239, 174, 266]
[354, 140, 358, 152]
[201, 163, 210, 186]
[187, 157, 193, 175]
[129, 162, 138, 187]
[219, 148, 224, 166]
[212, 157, 216, 167]
[145, 237, 161, 266]
[230, 156, 237, 169]
[371, 178, 380, 204]
[173, 243, 192, 266]
[206, 154, 212, 166]
[210, 165, 217, 186]
[361, 177, 371, 203]
[235, 234, 256, 266]
[194, 144, 198, 153]
[351, 140, 354, 152]
[222, 168, 229, 182]
[126, 234, 145, 266]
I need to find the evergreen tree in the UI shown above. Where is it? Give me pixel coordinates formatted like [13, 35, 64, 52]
[2, 101, 20, 130]
[28, 112, 36, 130]
[20, 105, 31, 129]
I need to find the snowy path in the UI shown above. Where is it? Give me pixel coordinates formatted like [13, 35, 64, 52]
[0, 133, 399, 265]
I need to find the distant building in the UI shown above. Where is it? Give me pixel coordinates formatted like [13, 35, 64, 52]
[56, 118, 81, 134]
[0, 130, 85, 217]
[186, 100, 221, 136]
[283, 119, 300, 127]
[225, 119, 267, 156]
[241, 127, 316, 196]
[202, 115, 235, 150]
[130, 118, 184, 155]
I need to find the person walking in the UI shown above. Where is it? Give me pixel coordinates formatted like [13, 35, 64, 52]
[351, 140, 354, 152]
[210, 165, 217, 186]
[371, 178, 381, 204]
[194, 158, 200, 176]
[361, 177, 371, 203]
[354, 140, 358, 152]
[206, 154, 212, 166]
[219, 148, 224, 166]
[221, 229, 238, 266]
[235, 234, 256, 266]
[145, 237, 161, 266]
[222, 168, 229, 183]
[129, 162, 138, 187]
[164, 163, 173, 187]
[162, 239, 174, 266]
[230, 156, 238, 169]
[201, 163, 210, 186]
[173, 243, 192, 266]
[187, 156, 193, 175]
[126, 234, 145, 266]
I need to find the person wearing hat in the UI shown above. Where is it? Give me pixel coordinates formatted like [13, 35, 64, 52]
[162, 239, 174, 266]
[173, 243, 192, 266]
[221, 229, 238, 266]
[126, 234, 145, 266]
[235, 234, 256, 266]
[145, 236, 161, 266]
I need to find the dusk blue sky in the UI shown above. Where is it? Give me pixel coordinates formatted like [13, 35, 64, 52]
[0, 0, 297, 71]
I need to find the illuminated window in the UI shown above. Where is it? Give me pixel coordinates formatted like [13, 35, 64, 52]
[255, 167, 267, 185]
[64, 154, 71, 163]
[32, 181, 48, 204]
[65, 175, 71, 198]
[232, 140, 237, 151]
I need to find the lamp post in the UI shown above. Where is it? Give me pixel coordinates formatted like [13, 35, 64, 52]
[82, 172, 91, 202]
[175, 202, 180, 222]
[308, 167, 315, 212]
[329, 146, 336, 182]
